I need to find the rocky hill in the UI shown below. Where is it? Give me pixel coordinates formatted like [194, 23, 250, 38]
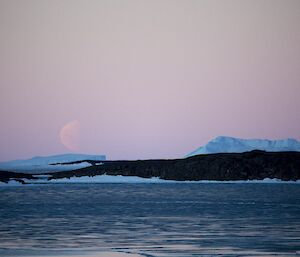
[49, 150, 300, 181]
[1, 150, 299, 183]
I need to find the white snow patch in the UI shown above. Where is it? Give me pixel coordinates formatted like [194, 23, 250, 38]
[29, 175, 176, 184]
[32, 174, 52, 179]
[0, 180, 25, 186]
[45, 177, 300, 184]
[1, 176, 299, 186]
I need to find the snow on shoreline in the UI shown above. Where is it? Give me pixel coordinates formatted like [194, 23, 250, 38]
[0, 175, 299, 186]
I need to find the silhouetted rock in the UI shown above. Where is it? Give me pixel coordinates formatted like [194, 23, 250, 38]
[1, 151, 299, 182]
[0, 170, 35, 183]
[49, 150, 300, 181]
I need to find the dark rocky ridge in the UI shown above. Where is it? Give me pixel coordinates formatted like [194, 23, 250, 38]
[49, 150, 300, 181]
[1, 150, 299, 183]
[0, 170, 35, 183]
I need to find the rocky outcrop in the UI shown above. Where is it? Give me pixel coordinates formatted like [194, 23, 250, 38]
[0, 170, 35, 183]
[1, 151, 299, 183]
[49, 150, 300, 181]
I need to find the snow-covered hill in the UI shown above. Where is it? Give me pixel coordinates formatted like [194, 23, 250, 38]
[186, 136, 300, 157]
[0, 154, 106, 173]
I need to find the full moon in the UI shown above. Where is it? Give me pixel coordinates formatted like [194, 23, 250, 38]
[59, 120, 80, 151]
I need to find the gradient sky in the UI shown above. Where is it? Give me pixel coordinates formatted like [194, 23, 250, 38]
[0, 0, 299, 161]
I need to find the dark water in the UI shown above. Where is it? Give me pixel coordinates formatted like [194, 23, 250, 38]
[0, 183, 299, 257]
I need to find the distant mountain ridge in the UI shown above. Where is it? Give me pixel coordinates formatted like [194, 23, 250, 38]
[0, 153, 106, 173]
[187, 136, 300, 157]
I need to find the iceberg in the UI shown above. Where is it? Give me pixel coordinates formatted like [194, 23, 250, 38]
[187, 136, 300, 157]
[0, 154, 106, 173]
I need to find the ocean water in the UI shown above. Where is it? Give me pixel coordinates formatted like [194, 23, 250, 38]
[0, 183, 299, 257]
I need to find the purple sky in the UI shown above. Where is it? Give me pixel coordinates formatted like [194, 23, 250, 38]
[0, 0, 299, 161]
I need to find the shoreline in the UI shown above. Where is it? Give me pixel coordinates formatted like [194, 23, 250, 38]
[1, 176, 299, 186]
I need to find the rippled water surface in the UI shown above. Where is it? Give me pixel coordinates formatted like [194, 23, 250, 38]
[0, 183, 299, 256]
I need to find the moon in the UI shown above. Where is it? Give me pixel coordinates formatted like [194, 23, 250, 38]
[59, 120, 80, 151]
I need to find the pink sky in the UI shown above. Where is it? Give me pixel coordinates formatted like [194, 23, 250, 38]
[0, 0, 299, 161]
